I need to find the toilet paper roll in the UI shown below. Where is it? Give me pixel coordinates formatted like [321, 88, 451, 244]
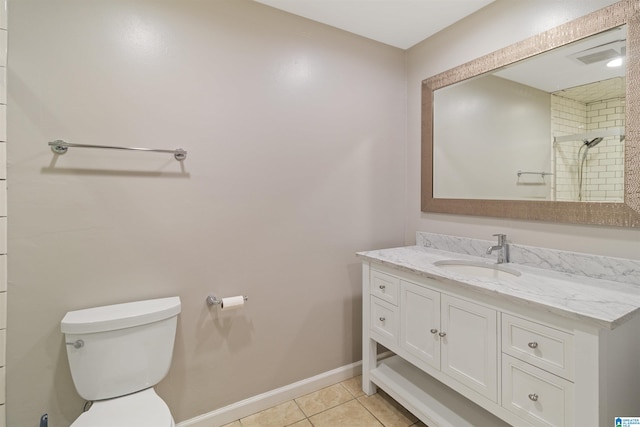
[220, 296, 245, 311]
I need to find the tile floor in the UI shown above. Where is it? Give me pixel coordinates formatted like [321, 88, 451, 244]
[221, 375, 427, 427]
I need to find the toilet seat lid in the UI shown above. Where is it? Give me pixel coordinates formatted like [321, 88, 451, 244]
[71, 388, 174, 427]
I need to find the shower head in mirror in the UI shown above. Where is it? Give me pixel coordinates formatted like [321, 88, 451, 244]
[583, 137, 604, 148]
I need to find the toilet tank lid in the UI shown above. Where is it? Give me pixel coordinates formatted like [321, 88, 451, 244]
[61, 296, 181, 334]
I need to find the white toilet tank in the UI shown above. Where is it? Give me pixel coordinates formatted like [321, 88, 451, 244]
[61, 296, 181, 401]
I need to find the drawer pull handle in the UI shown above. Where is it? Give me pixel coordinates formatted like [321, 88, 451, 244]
[528, 393, 539, 402]
[528, 342, 539, 349]
[379, 317, 386, 322]
[379, 285, 386, 290]
[438, 332, 447, 338]
[430, 328, 438, 334]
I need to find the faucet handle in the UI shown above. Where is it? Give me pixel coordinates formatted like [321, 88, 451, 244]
[492, 233, 506, 243]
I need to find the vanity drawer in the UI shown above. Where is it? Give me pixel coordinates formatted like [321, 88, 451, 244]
[370, 269, 399, 305]
[502, 313, 574, 381]
[502, 354, 573, 427]
[370, 296, 398, 347]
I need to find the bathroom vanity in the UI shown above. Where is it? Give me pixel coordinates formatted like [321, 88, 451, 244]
[358, 233, 640, 427]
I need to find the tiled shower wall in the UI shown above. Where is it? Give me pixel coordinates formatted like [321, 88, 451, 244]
[551, 95, 586, 201]
[585, 98, 625, 201]
[551, 94, 625, 202]
[0, 0, 6, 424]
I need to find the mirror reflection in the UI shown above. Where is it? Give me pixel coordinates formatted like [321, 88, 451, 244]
[433, 25, 626, 202]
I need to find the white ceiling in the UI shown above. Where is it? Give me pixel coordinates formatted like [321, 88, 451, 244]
[254, 0, 495, 49]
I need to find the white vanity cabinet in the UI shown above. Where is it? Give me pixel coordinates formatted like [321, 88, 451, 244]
[361, 261, 640, 427]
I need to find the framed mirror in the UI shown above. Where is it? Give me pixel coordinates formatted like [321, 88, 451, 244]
[422, 0, 640, 227]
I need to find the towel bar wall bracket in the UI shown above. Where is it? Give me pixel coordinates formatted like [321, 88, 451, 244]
[48, 140, 187, 161]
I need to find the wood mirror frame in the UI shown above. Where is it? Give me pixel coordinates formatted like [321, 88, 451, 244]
[422, 0, 640, 227]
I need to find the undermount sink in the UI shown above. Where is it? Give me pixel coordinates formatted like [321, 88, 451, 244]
[433, 260, 521, 279]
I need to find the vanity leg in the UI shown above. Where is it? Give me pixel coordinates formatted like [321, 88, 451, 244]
[362, 262, 377, 395]
[362, 337, 377, 395]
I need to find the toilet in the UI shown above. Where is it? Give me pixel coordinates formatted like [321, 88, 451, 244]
[61, 296, 181, 427]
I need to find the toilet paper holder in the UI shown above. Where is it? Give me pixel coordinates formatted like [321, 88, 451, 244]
[206, 294, 248, 306]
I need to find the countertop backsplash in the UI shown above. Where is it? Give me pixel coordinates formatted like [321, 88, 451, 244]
[416, 232, 640, 287]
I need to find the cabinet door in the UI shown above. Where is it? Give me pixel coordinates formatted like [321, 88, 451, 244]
[400, 280, 441, 369]
[440, 294, 498, 402]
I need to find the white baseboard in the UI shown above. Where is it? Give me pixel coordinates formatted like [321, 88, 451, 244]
[176, 360, 363, 427]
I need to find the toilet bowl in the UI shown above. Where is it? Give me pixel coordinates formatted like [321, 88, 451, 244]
[61, 296, 181, 427]
[70, 388, 174, 427]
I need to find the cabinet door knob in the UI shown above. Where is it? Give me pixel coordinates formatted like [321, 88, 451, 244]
[438, 332, 447, 338]
[379, 317, 386, 322]
[528, 342, 538, 349]
[379, 285, 386, 290]
[528, 393, 539, 402]
[430, 328, 438, 334]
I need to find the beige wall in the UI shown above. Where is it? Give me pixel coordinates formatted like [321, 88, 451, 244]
[6, 1, 406, 425]
[405, 0, 640, 258]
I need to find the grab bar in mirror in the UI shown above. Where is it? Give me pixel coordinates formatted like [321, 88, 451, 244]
[48, 139, 187, 161]
[517, 171, 553, 178]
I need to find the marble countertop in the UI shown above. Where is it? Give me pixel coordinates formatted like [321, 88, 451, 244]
[357, 245, 640, 329]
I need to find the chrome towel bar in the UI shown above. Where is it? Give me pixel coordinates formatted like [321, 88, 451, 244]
[48, 139, 187, 161]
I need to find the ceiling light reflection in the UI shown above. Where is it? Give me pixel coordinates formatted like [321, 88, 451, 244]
[606, 57, 623, 67]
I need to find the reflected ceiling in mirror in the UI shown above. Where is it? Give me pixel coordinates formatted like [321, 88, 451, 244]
[422, 0, 640, 227]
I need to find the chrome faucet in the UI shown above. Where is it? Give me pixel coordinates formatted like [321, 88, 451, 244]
[486, 234, 508, 264]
